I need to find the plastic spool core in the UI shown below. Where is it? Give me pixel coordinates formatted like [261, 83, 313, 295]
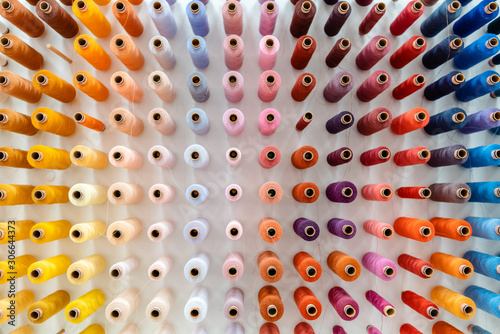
[382, 227, 393, 238]
[39, 1, 51, 13]
[72, 191, 83, 200]
[73, 150, 84, 160]
[415, 112, 427, 122]
[341, 149, 352, 160]
[267, 188, 276, 198]
[458, 226, 471, 236]
[190, 2, 199, 14]
[30, 268, 42, 279]
[302, 75, 312, 87]
[115, 1, 125, 12]
[307, 304, 317, 316]
[384, 306, 396, 317]
[112, 229, 122, 239]
[0, 269, 3, 278]
[112, 151, 123, 161]
[305, 226, 316, 237]
[461, 304, 474, 315]
[377, 111, 389, 123]
[418, 149, 430, 160]
[414, 37, 426, 49]
[0, 190, 6, 200]
[153, 39, 163, 50]
[229, 188, 238, 197]
[449, 1, 460, 12]
[343, 225, 354, 235]
[0, 76, 8, 86]
[453, 74, 465, 86]
[340, 75, 351, 86]
[379, 149, 390, 159]
[153, 1, 163, 12]
[191, 113, 200, 123]
[191, 190, 199, 199]
[36, 75, 48, 86]
[455, 149, 468, 160]
[227, 2, 236, 14]
[110, 309, 121, 319]
[377, 38, 388, 50]
[381, 187, 392, 198]
[75, 74, 87, 85]
[189, 229, 199, 238]
[0, 114, 7, 123]
[31, 229, 44, 239]
[377, 74, 388, 84]
[35, 112, 47, 124]
[306, 266, 317, 278]
[76, 0, 87, 11]
[383, 266, 395, 277]
[419, 188, 432, 198]
[77, 38, 88, 48]
[151, 269, 161, 278]
[115, 38, 125, 49]
[191, 75, 201, 87]
[229, 307, 238, 318]
[414, 75, 425, 86]
[344, 305, 356, 317]
[266, 2, 275, 13]
[191, 151, 200, 160]
[457, 188, 469, 199]
[302, 37, 313, 50]
[266, 150, 276, 160]
[267, 228, 276, 237]
[266, 113, 275, 123]
[33, 190, 46, 200]
[412, 1, 423, 12]
[451, 38, 463, 49]
[452, 112, 465, 123]
[267, 305, 278, 317]
[487, 2, 498, 14]
[420, 226, 432, 237]
[152, 150, 162, 160]
[375, 2, 386, 13]
[228, 267, 237, 276]
[229, 114, 238, 123]
[229, 38, 238, 49]
[112, 190, 122, 199]
[29, 309, 42, 321]
[190, 308, 200, 318]
[228, 75, 237, 86]
[68, 308, 80, 319]
[0, 151, 6, 162]
[304, 111, 313, 121]
[340, 38, 350, 50]
[229, 150, 238, 159]
[230, 228, 239, 236]
[191, 38, 200, 50]
[267, 266, 277, 277]
[303, 151, 314, 162]
[491, 110, 500, 121]
[150, 228, 161, 239]
[153, 189, 162, 199]
[153, 74, 162, 85]
[428, 307, 439, 318]
[114, 75, 124, 85]
[266, 75, 275, 86]
[190, 267, 199, 277]
[31, 151, 43, 161]
[151, 308, 161, 318]
[459, 265, 472, 276]
[1, 0, 12, 11]
[342, 187, 353, 198]
[301, 1, 311, 13]
[0, 37, 11, 48]
[71, 229, 82, 239]
[71, 269, 82, 280]
[305, 188, 315, 198]
[339, 1, 349, 13]
[422, 266, 434, 277]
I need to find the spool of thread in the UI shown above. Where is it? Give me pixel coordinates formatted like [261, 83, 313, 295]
[108, 182, 143, 206]
[363, 220, 394, 240]
[149, 36, 176, 70]
[109, 146, 142, 169]
[0, 290, 34, 324]
[454, 34, 500, 70]
[223, 288, 244, 321]
[429, 183, 471, 203]
[456, 71, 500, 102]
[323, 72, 355, 103]
[1, 0, 45, 37]
[0, 254, 36, 283]
[467, 182, 500, 203]
[27, 145, 71, 170]
[260, 1, 278, 35]
[422, 34, 464, 69]
[291, 36, 316, 70]
[222, 1, 243, 35]
[73, 72, 109, 102]
[184, 218, 210, 243]
[148, 0, 176, 38]
[465, 285, 500, 318]
[360, 146, 391, 166]
[225, 184, 242, 202]
[106, 288, 140, 324]
[466, 216, 500, 241]
[324, 2, 351, 37]
[27, 290, 70, 324]
[74, 35, 111, 71]
[490, 14, 500, 34]
[146, 288, 174, 323]
[361, 184, 393, 201]
[184, 253, 209, 283]
[290, 0, 316, 38]
[31, 108, 75, 137]
[0, 184, 34, 205]
[421, 1, 462, 37]
[391, 107, 429, 135]
[291, 146, 318, 169]
[112, 0, 143, 37]
[184, 287, 209, 323]
[223, 252, 244, 281]
[223, 108, 245, 136]
[326, 111, 354, 134]
[258, 70, 281, 102]
[295, 322, 315, 334]
[390, 1, 424, 35]
[186, 184, 209, 204]
[223, 71, 244, 103]
[328, 287, 359, 321]
[327, 251, 361, 281]
[292, 183, 319, 204]
[67, 254, 106, 285]
[148, 108, 175, 136]
[432, 322, 465, 334]
[293, 252, 321, 282]
[0, 109, 38, 135]
[357, 108, 392, 136]
[187, 36, 209, 70]
[427, 145, 468, 167]
[259, 146, 281, 168]
[260, 323, 279, 334]
[402, 290, 440, 319]
[362, 252, 397, 281]
[226, 220, 243, 240]
[187, 71, 210, 103]
[0, 71, 41, 103]
[425, 109, 467, 136]
[258, 109, 280, 136]
[259, 217, 282, 243]
[148, 221, 173, 242]
[430, 217, 471, 241]
[327, 218, 356, 239]
[70, 146, 107, 170]
[0, 147, 32, 169]
[187, 108, 210, 135]
[258, 251, 283, 283]
[359, 3, 386, 34]
[149, 145, 176, 169]
[65, 289, 105, 324]
[398, 254, 434, 279]
[109, 256, 138, 280]
[453, 1, 498, 37]
[327, 147, 352, 166]
[325, 38, 351, 68]
[33, 70, 76, 103]
[70, 221, 106, 243]
[367, 326, 383, 334]
[148, 71, 175, 103]
[333, 326, 347, 334]
[226, 148, 242, 167]
[28, 255, 71, 284]
[110, 108, 144, 136]
[110, 72, 143, 103]
[292, 75, 315, 102]
[107, 218, 143, 246]
[392, 74, 426, 100]
[224, 35, 244, 70]
[394, 147, 431, 166]
[110, 34, 144, 71]
[30, 220, 71, 243]
[187, 1, 209, 36]
[394, 217, 435, 242]
[461, 108, 500, 135]
[325, 181, 357, 203]
[463, 145, 500, 168]
[149, 184, 175, 204]
[424, 72, 465, 102]
[431, 286, 476, 319]
[148, 256, 172, 281]
[356, 70, 391, 102]
[69, 184, 108, 206]
[293, 218, 319, 241]
[72, 0, 111, 38]
[119, 325, 139, 334]
[356, 36, 390, 70]
[468, 325, 492, 334]
[390, 36, 427, 69]
[184, 144, 210, 169]
[0, 220, 34, 244]
[463, 251, 500, 280]
[0, 34, 43, 70]
[258, 286, 283, 322]
[366, 290, 395, 317]
[294, 287, 321, 321]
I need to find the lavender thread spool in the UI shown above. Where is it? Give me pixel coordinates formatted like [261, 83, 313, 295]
[326, 181, 357, 203]
[323, 71, 355, 103]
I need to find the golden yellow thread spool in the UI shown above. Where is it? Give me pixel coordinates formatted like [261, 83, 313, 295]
[0, 290, 34, 324]
[33, 70, 76, 103]
[10, 325, 33, 334]
[67, 254, 106, 285]
[0, 184, 34, 206]
[31, 107, 76, 137]
[0, 147, 33, 169]
[0, 109, 38, 135]
[72, 0, 111, 38]
[30, 220, 72, 244]
[0, 254, 36, 284]
[32, 185, 70, 205]
[430, 286, 476, 320]
[65, 289, 105, 324]
[73, 71, 109, 102]
[70, 221, 106, 243]
[27, 145, 71, 170]
[27, 290, 70, 324]
[74, 34, 111, 71]
[0, 220, 35, 244]
[28, 255, 71, 284]
[80, 324, 105, 334]
[70, 145, 108, 169]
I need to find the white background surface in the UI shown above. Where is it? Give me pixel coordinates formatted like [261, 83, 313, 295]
[1, 0, 500, 333]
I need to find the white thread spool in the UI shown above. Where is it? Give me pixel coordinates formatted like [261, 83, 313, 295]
[184, 287, 209, 323]
[109, 256, 139, 280]
[149, 256, 173, 281]
[148, 221, 174, 242]
[146, 288, 175, 322]
[226, 148, 242, 166]
[148, 145, 176, 168]
[184, 144, 210, 169]
[105, 288, 141, 324]
[184, 252, 210, 283]
[69, 184, 108, 206]
[183, 218, 210, 243]
[226, 220, 243, 240]
[148, 108, 176, 136]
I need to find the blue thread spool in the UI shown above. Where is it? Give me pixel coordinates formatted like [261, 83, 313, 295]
[148, 0, 177, 39]
[421, 0, 462, 38]
[464, 285, 500, 318]
[453, 34, 500, 70]
[463, 251, 500, 281]
[186, 108, 210, 135]
[465, 217, 500, 241]
[462, 144, 500, 168]
[184, 218, 210, 243]
[490, 53, 500, 67]
[424, 72, 465, 101]
[489, 16, 500, 34]
[466, 182, 500, 203]
[457, 0, 473, 5]
[326, 111, 354, 134]
[188, 36, 209, 69]
[149, 36, 176, 70]
[453, 0, 499, 37]
[456, 72, 500, 102]
[184, 144, 210, 169]
[459, 108, 500, 133]
[469, 325, 492, 334]
[187, 1, 209, 37]
[424, 108, 467, 135]
[427, 145, 469, 167]
[186, 184, 209, 204]
[187, 72, 210, 103]
[422, 35, 464, 69]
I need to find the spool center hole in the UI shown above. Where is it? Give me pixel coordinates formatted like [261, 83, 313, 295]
[71, 230, 82, 238]
[151, 309, 160, 318]
[191, 151, 199, 160]
[267, 228, 276, 237]
[382, 188, 392, 197]
[153, 151, 161, 159]
[151, 229, 160, 238]
[71, 270, 81, 279]
[111, 310, 120, 318]
[191, 190, 199, 199]
[230, 228, 238, 236]
[229, 150, 237, 159]
[305, 188, 315, 197]
[267, 267, 277, 277]
[229, 189, 238, 197]
[191, 309, 199, 318]
[72, 191, 82, 199]
[229, 114, 238, 122]
[151, 269, 160, 278]
[113, 190, 122, 198]
[229, 308, 238, 317]
[190, 229, 199, 237]
[111, 269, 120, 277]
[228, 267, 237, 276]
[266, 76, 275, 84]
[306, 227, 315, 236]
[153, 190, 162, 198]
[191, 268, 199, 277]
[112, 230, 122, 239]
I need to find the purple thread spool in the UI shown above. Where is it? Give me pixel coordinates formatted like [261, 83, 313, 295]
[326, 111, 354, 134]
[362, 252, 397, 281]
[365, 290, 396, 317]
[333, 325, 347, 334]
[323, 71, 355, 103]
[428, 182, 471, 203]
[324, 1, 351, 36]
[459, 107, 500, 134]
[327, 218, 356, 239]
[326, 181, 357, 203]
[327, 147, 353, 166]
[328, 286, 359, 321]
[293, 218, 320, 241]
[427, 145, 468, 167]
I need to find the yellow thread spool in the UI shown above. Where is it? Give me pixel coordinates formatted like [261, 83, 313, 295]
[430, 286, 476, 320]
[27, 145, 71, 170]
[32, 185, 70, 205]
[0, 147, 33, 169]
[0, 184, 34, 206]
[0, 220, 35, 244]
[0, 290, 34, 324]
[74, 35, 111, 71]
[31, 107, 76, 137]
[70, 145, 108, 169]
[65, 289, 105, 324]
[30, 220, 72, 244]
[27, 290, 70, 324]
[73, 71, 109, 102]
[70, 221, 106, 243]
[33, 70, 76, 103]
[72, 0, 111, 38]
[28, 255, 72, 284]
[67, 254, 106, 285]
[80, 324, 105, 334]
[0, 254, 36, 284]
[10, 325, 33, 334]
[0, 109, 38, 135]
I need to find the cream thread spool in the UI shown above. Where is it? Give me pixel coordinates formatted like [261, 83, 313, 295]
[109, 256, 139, 280]
[105, 288, 141, 324]
[69, 184, 108, 206]
[108, 182, 143, 205]
[149, 256, 173, 281]
[146, 288, 174, 322]
[70, 221, 106, 243]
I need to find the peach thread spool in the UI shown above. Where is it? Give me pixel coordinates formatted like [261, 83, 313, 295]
[0, 184, 35, 206]
[70, 145, 108, 169]
[361, 184, 393, 201]
[31, 186, 69, 205]
[148, 257, 172, 281]
[292, 182, 319, 203]
[74, 35, 112, 71]
[0, 109, 38, 135]
[363, 220, 394, 240]
[258, 286, 284, 322]
[112, 0, 143, 37]
[0, 71, 42, 103]
[293, 251, 322, 282]
[0, 34, 43, 70]
[0, 147, 33, 169]
[258, 251, 283, 283]
[110, 34, 144, 71]
[110, 71, 143, 102]
[107, 218, 143, 246]
[31, 107, 76, 137]
[73, 71, 109, 102]
[148, 108, 176, 136]
[108, 182, 143, 206]
[72, 0, 111, 38]
[74, 112, 105, 132]
[258, 218, 282, 243]
[27, 145, 71, 170]
[222, 252, 244, 281]
[109, 146, 143, 169]
[327, 251, 361, 282]
[258, 181, 283, 205]
[148, 71, 175, 102]
[109, 108, 144, 136]
[33, 70, 76, 103]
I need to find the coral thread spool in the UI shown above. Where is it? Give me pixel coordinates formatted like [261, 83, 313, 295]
[258, 251, 283, 283]
[74, 35, 111, 71]
[394, 147, 431, 166]
[258, 286, 284, 322]
[359, 3, 386, 35]
[110, 72, 143, 103]
[294, 287, 322, 320]
[110, 34, 144, 71]
[396, 187, 432, 200]
[291, 36, 316, 70]
[259, 146, 281, 169]
[291, 146, 318, 169]
[360, 146, 391, 166]
[295, 323, 315, 334]
[394, 217, 435, 242]
[357, 108, 392, 136]
[222, 1, 243, 36]
[390, 36, 427, 69]
[258, 218, 282, 243]
[356, 71, 391, 102]
[390, 1, 425, 36]
[292, 183, 319, 203]
[361, 184, 393, 201]
[258, 71, 281, 102]
[292, 74, 316, 102]
[325, 38, 351, 68]
[293, 252, 321, 282]
[392, 74, 426, 100]
[327, 147, 353, 166]
[363, 220, 394, 240]
[225, 35, 244, 70]
[296, 111, 313, 131]
[397, 254, 434, 279]
[391, 108, 429, 135]
[259, 182, 283, 205]
[33, 70, 76, 103]
[430, 252, 473, 280]
[109, 108, 144, 136]
[327, 251, 361, 281]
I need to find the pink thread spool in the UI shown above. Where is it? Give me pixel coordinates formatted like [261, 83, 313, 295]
[362, 252, 397, 281]
[149, 184, 175, 204]
[361, 184, 394, 201]
[222, 1, 243, 36]
[356, 70, 391, 102]
[148, 145, 176, 168]
[149, 256, 173, 281]
[357, 107, 392, 136]
[223, 109, 245, 136]
[259, 181, 283, 204]
[259, 146, 281, 168]
[363, 220, 394, 240]
[110, 71, 143, 103]
[225, 184, 242, 202]
[259, 1, 278, 36]
[226, 220, 243, 240]
[224, 35, 244, 70]
[223, 71, 244, 103]
[258, 36, 280, 71]
[365, 290, 396, 318]
[147, 108, 176, 136]
[109, 146, 143, 169]
[109, 108, 144, 136]
[226, 148, 242, 167]
[223, 287, 244, 321]
[258, 108, 280, 136]
[258, 71, 281, 102]
[148, 221, 174, 242]
[355, 36, 391, 71]
[108, 182, 143, 205]
[222, 252, 244, 281]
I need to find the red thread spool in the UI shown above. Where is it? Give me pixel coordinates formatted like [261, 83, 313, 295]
[361, 184, 393, 201]
[398, 254, 434, 279]
[325, 38, 351, 68]
[394, 146, 431, 166]
[359, 2, 386, 35]
[357, 107, 392, 136]
[291, 73, 316, 102]
[296, 112, 313, 131]
[391, 107, 429, 135]
[394, 217, 435, 242]
[392, 74, 425, 100]
[291, 36, 316, 70]
[258, 218, 282, 243]
[293, 251, 321, 282]
[390, 1, 424, 36]
[259, 146, 281, 169]
[293, 287, 322, 321]
[360, 146, 391, 166]
[429, 217, 471, 242]
[260, 323, 280, 334]
[401, 290, 439, 320]
[400, 323, 423, 334]
[356, 70, 391, 102]
[396, 187, 431, 200]
[291, 146, 318, 169]
[258, 286, 284, 322]
[292, 182, 319, 203]
[258, 251, 284, 283]
[294, 322, 315, 334]
[390, 36, 427, 69]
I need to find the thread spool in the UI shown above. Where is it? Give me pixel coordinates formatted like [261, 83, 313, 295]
[398, 254, 434, 279]
[431, 286, 475, 319]
[222, 1, 243, 35]
[293, 218, 319, 241]
[184, 144, 209, 169]
[109, 146, 142, 170]
[186, 184, 209, 204]
[149, 36, 176, 70]
[291, 146, 318, 169]
[357, 108, 392, 136]
[359, 3, 386, 34]
[258, 286, 284, 322]
[72, 0, 111, 38]
[70, 146, 107, 169]
[148, 145, 175, 169]
[0, 290, 34, 324]
[222, 71, 244, 103]
[108, 182, 143, 206]
[361, 184, 393, 201]
[327, 251, 361, 282]
[186, 108, 210, 135]
[290, 0, 316, 38]
[259, 182, 283, 205]
[70, 221, 106, 243]
[0, 34, 43, 70]
[468, 324, 491, 334]
[69, 184, 108, 206]
[223, 108, 245, 136]
[0, 220, 35, 244]
[65, 289, 105, 324]
[422, 34, 464, 69]
[74, 35, 111, 70]
[112, 0, 143, 37]
[119, 325, 139, 334]
[259, 146, 281, 168]
[454, 1, 498, 37]
[430, 217, 471, 241]
[460, 108, 500, 134]
[333, 326, 347, 334]
[224, 35, 244, 70]
[390, 36, 427, 69]
[360, 146, 391, 166]
[30, 220, 71, 243]
[390, 1, 424, 35]
[0, 109, 38, 135]
[421, 0, 461, 37]
[292, 183, 319, 204]
[392, 74, 426, 100]
[188, 36, 209, 70]
[226, 323, 244, 334]
[356, 36, 391, 70]
[325, 181, 357, 203]
[427, 145, 468, 167]
[258, 71, 281, 102]
[454, 34, 500, 70]
[401, 290, 439, 320]
[324, 1, 351, 36]
[456, 72, 500, 102]
[0, 71, 42, 103]
[327, 218, 356, 239]
[226, 220, 242, 241]
[466, 216, 500, 241]
[1, 0, 45, 37]
[425, 107, 467, 135]
[184, 287, 209, 323]
[328, 287, 359, 321]
[365, 290, 395, 318]
[226, 148, 242, 167]
[394, 147, 431, 166]
[430, 252, 473, 280]
[149, 184, 175, 205]
[293, 252, 321, 282]
[258, 108, 280, 136]
[0, 184, 34, 205]
[27, 290, 69, 324]
[28, 255, 71, 284]
[73, 71, 109, 102]
[323, 72, 355, 103]
[465, 285, 500, 320]
[0, 147, 32, 169]
[187, 71, 210, 102]
[396, 187, 432, 200]
[225, 184, 242, 202]
[424, 72, 465, 102]
[463, 145, 500, 168]
[258, 218, 282, 243]
[362, 252, 397, 281]
[33, 70, 76, 103]
[223, 252, 244, 281]
[291, 36, 316, 70]
[258, 251, 283, 283]
[356, 71, 391, 102]
[148, 0, 177, 39]
[296, 112, 313, 131]
[260, 323, 279, 334]
[184, 218, 210, 243]
[67, 254, 106, 285]
[110, 108, 143, 136]
[28, 145, 71, 170]
[105, 288, 140, 324]
[432, 321, 465, 334]
[294, 287, 322, 321]
[147, 108, 175, 136]
[223, 288, 244, 321]
[106, 218, 143, 246]
[325, 38, 351, 68]
[429, 183, 471, 203]
[391, 107, 429, 135]
[394, 217, 435, 242]
[0, 254, 36, 283]
[463, 251, 500, 281]
[109, 256, 139, 280]
[184, 253, 209, 283]
[260, 1, 278, 36]
[110, 72, 143, 103]
[149, 256, 172, 281]
[187, 1, 209, 37]
[363, 220, 394, 240]
[146, 288, 174, 322]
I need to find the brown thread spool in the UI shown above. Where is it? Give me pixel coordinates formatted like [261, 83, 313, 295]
[0, 108, 38, 135]
[1, 0, 45, 37]
[293, 251, 322, 282]
[0, 147, 32, 169]
[258, 251, 283, 283]
[258, 218, 282, 243]
[327, 251, 361, 281]
[0, 34, 43, 70]
[0, 71, 42, 103]
[36, 0, 79, 39]
[291, 145, 319, 169]
[258, 286, 284, 322]
[292, 182, 319, 203]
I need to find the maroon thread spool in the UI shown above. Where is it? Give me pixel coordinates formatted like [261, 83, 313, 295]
[359, 3, 386, 35]
[296, 112, 313, 131]
[360, 147, 391, 166]
[357, 107, 392, 136]
[325, 38, 351, 68]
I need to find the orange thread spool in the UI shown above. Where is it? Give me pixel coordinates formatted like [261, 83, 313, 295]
[31, 185, 69, 204]
[327, 251, 361, 281]
[258, 182, 283, 205]
[74, 112, 105, 132]
[110, 71, 143, 103]
[72, 0, 111, 38]
[0, 147, 32, 169]
[258, 218, 282, 243]
[0, 0, 45, 38]
[33, 70, 76, 103]
[258, 251, 283, 283]
[258, 286, 284, 322]
[0, 71, 42, 103]
[429, 217, 471, 241]
[110, 34, 144, 71]
[74, 35, 111, 71]
[127, 0, 142, 4]
[291, 145, 319, 169]
[294, 287, 322, 321]
[0, 109, 38, 135]
[292, 182, 319, 203]
[112, 0, 143, 37]
[430, 252, 473, 280]
[293, 251, 321, 282]
[260, 322, 280, 334]
[391, 107, 429, 135]
[0, 184, 35, 205]
[73, 71, 109, 102]
[394, 146, 431, 166]
[0, 34, 43, 70]
[432, 321, 464, 334]
[394, 217, 435, 242]
[363, 219, 394, 240]
[31, 107, 76, 137]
